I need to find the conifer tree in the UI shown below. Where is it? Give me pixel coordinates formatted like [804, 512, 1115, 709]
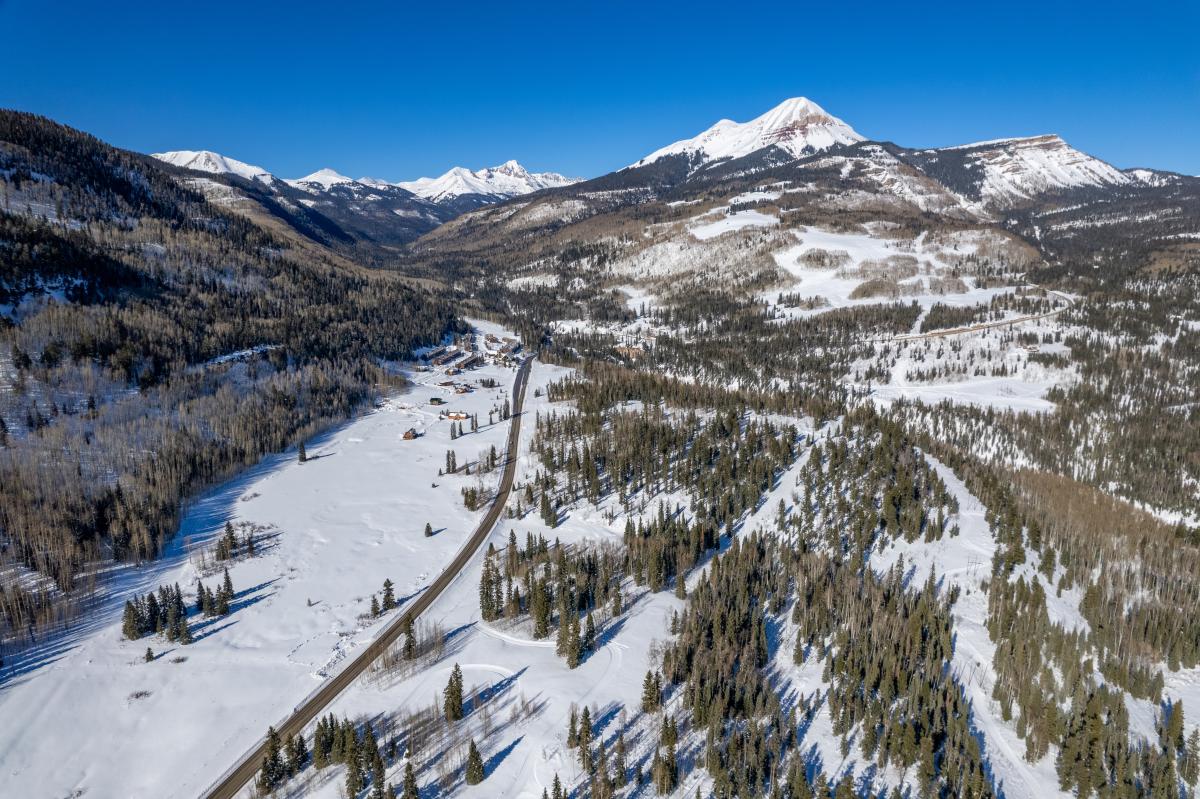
[382, 578, 396, 611]
[367, 727, 386, 799]
[400, 762, 419, 799]
[298, 442, 307, 463]
[578, 705, 593, 771]
[370, 594, 381, 618]
[122, 600, 141, 640]
[144, 646, 154, 662]
[584, 612, 596, 653]
[465, 739, 485, 785]
[566, 613, 582, 668]
[403, 620, 417, 660]
[444, 663, 464, 721]
[642, 670, 660, 712]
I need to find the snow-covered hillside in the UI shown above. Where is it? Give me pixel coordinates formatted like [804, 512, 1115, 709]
[152, 149, 276, 184]
[286, 167, 359, 192]
[631, 97, 863, 169]
[935, 134, 1130, 206]
[397, 160, 579, 203]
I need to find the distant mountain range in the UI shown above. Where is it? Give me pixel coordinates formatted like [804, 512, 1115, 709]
[147, 96, 1191, 256]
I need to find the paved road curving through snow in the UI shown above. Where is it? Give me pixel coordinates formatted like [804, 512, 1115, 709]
[202, 356, 534, 799]
[891, 285, 1074, 343]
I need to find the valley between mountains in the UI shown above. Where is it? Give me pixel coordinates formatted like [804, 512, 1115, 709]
[1, 97, 1199, 799]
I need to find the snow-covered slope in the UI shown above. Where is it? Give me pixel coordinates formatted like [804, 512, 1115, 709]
[936, 134, 1130, 206]
[151, 150, 276, 184]
[631, 97, 864, 169]
[285, 167, 357, 192]
[397, 160, 579, 203]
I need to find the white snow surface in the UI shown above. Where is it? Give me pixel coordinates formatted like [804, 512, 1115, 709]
[631, 97, 864, 169]
[397, 160, 579, 203]
[151, 150, 276, 184]
[0, 322, 526, 798]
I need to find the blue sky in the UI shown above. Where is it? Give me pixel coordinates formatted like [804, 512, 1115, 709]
[2, 0, 1197, 179]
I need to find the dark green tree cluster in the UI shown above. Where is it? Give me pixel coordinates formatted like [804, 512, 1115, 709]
[121, 582, 192, 644]
[255, 725, 307, 795]
[310, 714, 387, 797]
[195, 568, 235, 618]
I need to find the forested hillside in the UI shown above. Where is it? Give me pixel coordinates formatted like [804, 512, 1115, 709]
[0, 112, 458, 651]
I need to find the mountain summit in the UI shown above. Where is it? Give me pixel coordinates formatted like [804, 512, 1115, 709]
[631, 97, 863, 169]
[397, 160, 579, 204]
[151, 149, 276, 184]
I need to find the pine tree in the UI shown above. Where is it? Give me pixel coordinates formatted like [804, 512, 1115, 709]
[222, 568, 234, 600]
[402, 619, 417, 660]
[367, 727, 386, 799]
[444, 663, 464, 721]
[290, 733, 307, 774]
[479, 558, 497, 620]
[642, 670, 659, 712]
[298, 442, 307, 463]
[578, 705, 593, 771]
[122, 600, 141, 640]
[532, 579, 551, 639]
[400, 762, 419, 799]
[144, 646, 154, 662]
[653, 743, 677, 793]
[382, 578, 396, 611]
[370, 594, 381, 618]
[257, 726, 285, 794]
[424, 522, 433, 538]
[465, 739, 485, 784]
[566, 613, 582, 668]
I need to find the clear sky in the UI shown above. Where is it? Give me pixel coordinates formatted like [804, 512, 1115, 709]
[2, 0, 1196, 180]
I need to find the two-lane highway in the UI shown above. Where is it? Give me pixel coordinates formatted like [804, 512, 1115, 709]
[202, 356, 534, 799]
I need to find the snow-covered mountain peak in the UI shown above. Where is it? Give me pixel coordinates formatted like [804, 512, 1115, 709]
[937, 133, 1130, 207]
[631, 97, 864, 169]
[398, 161, 579, 203]
[286, 168, 355, 191]
[490, 159, 529, 177]
[151, 150, 275, 184]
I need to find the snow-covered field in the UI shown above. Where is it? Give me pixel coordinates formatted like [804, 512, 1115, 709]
[0, 322, 525, 798]
[285, 360, 707, 798]
[689, 209, 778, 240]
